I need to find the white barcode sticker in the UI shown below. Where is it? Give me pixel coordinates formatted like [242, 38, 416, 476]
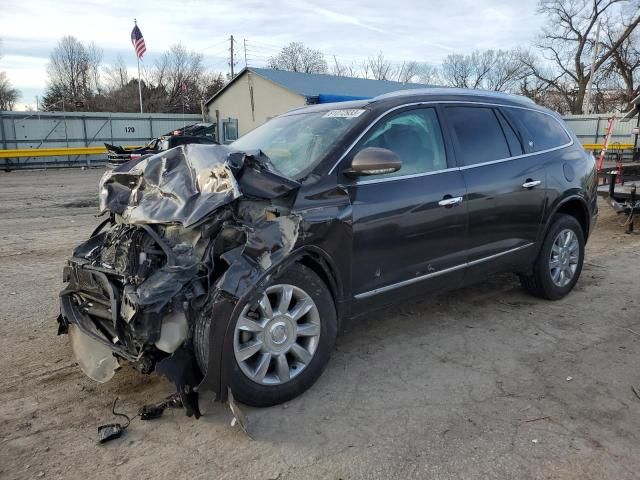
[322, 109, 366, 118]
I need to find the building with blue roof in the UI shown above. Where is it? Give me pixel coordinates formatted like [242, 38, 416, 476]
[205, 67, 433, 141]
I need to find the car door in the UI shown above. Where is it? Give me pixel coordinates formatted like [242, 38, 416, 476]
[443, 104, 547, 277]
[338, 106, 468, 307]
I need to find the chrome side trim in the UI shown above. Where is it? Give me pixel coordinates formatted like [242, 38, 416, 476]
[356, 167, 456, 185]
[329, 100, 573, 176]
[353, 242, 535, 300]
[465, 242, 534, 267]
[354, 262, 467, 299]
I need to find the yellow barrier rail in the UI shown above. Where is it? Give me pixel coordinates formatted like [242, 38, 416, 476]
[0, 146, 108, 159]
[0, 146, 144, 159]
[582, 143, 634, 151]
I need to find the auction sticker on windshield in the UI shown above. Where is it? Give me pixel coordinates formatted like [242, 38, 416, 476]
[323, 109, 366, 118]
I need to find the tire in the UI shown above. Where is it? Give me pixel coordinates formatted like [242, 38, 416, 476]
[196, 263, 337, 407]
[520, 214, 585, 300]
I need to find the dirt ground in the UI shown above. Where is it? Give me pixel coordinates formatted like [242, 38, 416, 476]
[1, 167, 639, 480]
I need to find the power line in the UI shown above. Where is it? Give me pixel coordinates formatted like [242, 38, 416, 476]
[201, 38, 232, 51]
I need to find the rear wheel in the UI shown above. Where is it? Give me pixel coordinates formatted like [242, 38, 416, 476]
[520, 214, 585, 300]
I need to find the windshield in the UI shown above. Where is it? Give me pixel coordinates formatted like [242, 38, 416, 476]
[230, 109, 366, 178]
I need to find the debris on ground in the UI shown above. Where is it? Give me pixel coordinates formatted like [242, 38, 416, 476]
[97, 393, 185, 443]
[228, 388, 251, 438]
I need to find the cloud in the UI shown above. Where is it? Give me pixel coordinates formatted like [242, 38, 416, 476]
[296, 4, 389, 34]
[0, 0, 543, 109]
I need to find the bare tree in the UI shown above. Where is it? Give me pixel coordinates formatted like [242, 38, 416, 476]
[395, 61, 420, 83]
[43, 35, 103, 110]
[484, 49, 528, 91]
[103, 55, 130, 91]
[86, 42, 103, 94]
[0, 39, 19, 110]
[519, 75, 570, 113]
[0, 72, 19, 110]
[153, 43, 211, 113]
[268, 42, 327, 74]
[440, 50, 525, 91]
[521, 0, 640, 114]
[413, 63, 441, 85]
[364, 52, 394, 80]
[441, 51, 488, 88]
[602, 19, 640, 110]
[331, 56, 361, 78]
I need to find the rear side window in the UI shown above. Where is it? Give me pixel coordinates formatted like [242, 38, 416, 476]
[507, 108, 570, 152]
[446, 106, 511, 166]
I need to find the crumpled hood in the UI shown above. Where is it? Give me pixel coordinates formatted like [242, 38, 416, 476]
[99, 144, 300, 227]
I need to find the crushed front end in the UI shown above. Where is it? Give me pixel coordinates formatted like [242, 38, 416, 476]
[57, 144, 301, 415]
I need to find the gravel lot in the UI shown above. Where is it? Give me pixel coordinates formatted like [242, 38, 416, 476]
[1, 167, 639, 480]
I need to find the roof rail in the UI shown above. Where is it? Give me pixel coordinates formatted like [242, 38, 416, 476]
[373, 87, 535, 105]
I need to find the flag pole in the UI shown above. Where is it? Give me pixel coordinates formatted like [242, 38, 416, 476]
[135, 18, 143, 114]
[137, 55, 143, 113]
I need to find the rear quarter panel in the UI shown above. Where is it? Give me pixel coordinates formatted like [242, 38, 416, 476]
[543, 142, 597, 239]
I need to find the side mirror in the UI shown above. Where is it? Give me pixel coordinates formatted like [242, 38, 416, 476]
[344, 147, 402, 176]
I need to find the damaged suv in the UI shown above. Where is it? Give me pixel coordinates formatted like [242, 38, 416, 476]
[58, 88, 597, 411]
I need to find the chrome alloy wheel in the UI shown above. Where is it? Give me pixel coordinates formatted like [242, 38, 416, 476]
[233, 284, 321, 385]
[549, 228, 580, 287]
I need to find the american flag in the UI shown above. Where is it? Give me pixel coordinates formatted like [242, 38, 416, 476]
[131, 22, 146, 59]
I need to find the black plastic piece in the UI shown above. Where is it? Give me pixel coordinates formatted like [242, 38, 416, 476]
[139, 405, 166, 421]
[155, 348, 203, 418]
[97, 424, 124, 443]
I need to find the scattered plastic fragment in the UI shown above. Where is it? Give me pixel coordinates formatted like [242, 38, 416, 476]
[139, 393, 183, 420]
[228, 388, 251, 438]
[98, 423, 124, 444]
[97, 398, 132, 444]
[566, 376, 573, 382]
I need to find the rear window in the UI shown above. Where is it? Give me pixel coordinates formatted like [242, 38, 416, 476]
[446, 106, 511, 166]
[507, 108, 570, 152]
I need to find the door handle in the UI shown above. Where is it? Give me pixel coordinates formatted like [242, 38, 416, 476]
[522, 180, 541, 189]
[438, 196, 463, 207]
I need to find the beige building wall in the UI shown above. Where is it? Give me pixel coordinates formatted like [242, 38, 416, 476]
[207, 71, 307, 138]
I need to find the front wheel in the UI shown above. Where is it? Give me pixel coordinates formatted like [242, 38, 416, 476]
[520, 214, 585, 300]
[227, 264, 337, 407]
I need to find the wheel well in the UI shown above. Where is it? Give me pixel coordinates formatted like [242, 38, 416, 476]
[556, 199, 588, 238]
[297, 253, 341, 306]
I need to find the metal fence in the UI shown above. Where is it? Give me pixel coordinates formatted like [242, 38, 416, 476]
[562, 113, 638, 145]
[0, 110, 203, 169]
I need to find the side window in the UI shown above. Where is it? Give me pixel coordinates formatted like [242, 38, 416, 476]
[507, 108, 570, 152]
[496, 109, 524, 156]
[354, 108, 447, 178]
[446, 106, 511, 166]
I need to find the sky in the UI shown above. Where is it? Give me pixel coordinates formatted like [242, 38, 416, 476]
[0, 0, 544, 110]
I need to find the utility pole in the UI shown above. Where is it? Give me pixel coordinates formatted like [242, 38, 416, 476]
[243, 38, 248, 68]
[584, 20, 601, 115]
[230, 35, 235, 78]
